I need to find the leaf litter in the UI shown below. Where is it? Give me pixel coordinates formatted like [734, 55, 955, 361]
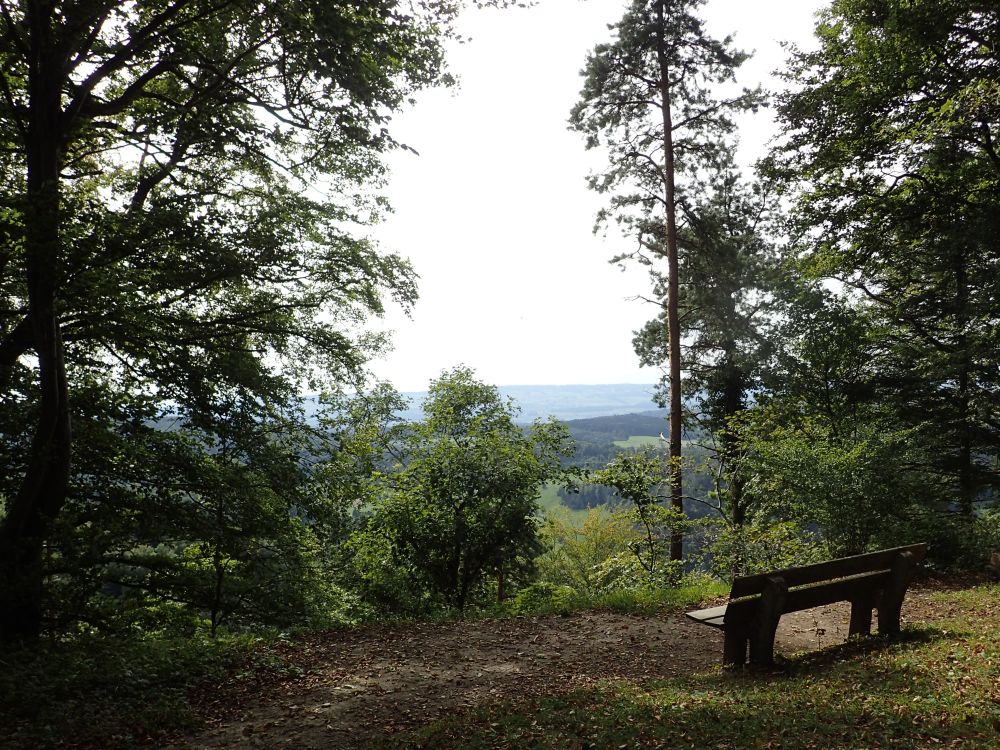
[173, 586, 951, 749]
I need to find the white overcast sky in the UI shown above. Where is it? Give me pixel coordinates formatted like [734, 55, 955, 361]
[368, 0, 826, 393]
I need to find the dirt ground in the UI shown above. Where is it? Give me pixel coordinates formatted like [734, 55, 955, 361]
[175, 588, 943, 750]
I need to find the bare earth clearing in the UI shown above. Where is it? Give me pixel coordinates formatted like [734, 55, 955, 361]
[176, 588, 946, 750]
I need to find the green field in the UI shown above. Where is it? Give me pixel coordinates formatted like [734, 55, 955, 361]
[536, 482, 590, 525]
[612, 434, 662, 449]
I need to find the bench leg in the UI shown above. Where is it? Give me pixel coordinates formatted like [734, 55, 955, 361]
[723, 626, 748, 666]
[878, 551, 916, 636]
[749, 576, 787, 667]
[849, 595, 874, 637]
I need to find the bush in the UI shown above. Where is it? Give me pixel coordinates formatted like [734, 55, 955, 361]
[892, 506, 1000, 571]
[701, 519, 824, 580]
[739, 410, 939, 556]
[506, 582, 580, 616]
[536, 507, 637, 595]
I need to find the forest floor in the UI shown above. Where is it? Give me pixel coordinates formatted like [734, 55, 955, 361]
[172, 585, 955, 750]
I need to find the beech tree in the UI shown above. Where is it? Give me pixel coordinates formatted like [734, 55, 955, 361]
[771, 0, 1000, 513]
[0, 0, 467, 644]
[570, 0, 762, 559]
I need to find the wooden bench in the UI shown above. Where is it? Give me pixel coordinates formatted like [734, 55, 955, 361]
[686, 543, 927, 666]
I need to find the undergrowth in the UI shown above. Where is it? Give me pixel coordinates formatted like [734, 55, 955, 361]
[0, 632, 289, 750]
[497, 576, 728, 618]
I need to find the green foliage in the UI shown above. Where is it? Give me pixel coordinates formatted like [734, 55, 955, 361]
[506, 582, 580, 617]
[770, 0, 1000, 512]
[735, 407, 936, 556]
[977, 509, 1000, 556]
[0, 0, 470, 642]
[537, 506, 641, 596]
[570, 0, 762, 203]
[571, 1, 771, 537]
[503, 575, 725, 619]
[593, 451, 694, 585]
[352, 368, 574, 614]
[701, 519, 824, 581]
[579, 578, 726, 616]
[538, 461, 714, 598]
[21, 385, 399, 637]
[893, 508, 1000, 571]
[0, 632, 268, 749]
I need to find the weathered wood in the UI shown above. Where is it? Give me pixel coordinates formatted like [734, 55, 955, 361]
[749, 576, 787, 666]
[686, 544, 926, 667]
[723, 622, 749, 666]
[877, 550, 916, 635]
[728, 544, 926, 599]
[848, 592, 876, 637]
[685, 604, 727, 628]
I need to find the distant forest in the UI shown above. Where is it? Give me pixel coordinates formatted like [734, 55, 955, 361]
[558, 412, 714, 515]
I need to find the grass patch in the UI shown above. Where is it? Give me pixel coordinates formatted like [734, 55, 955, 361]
[379, 582, 1000, 749]
[612, 434, 662, 449]
[536, 481, 591, 525]
[0, 631, 297, 750]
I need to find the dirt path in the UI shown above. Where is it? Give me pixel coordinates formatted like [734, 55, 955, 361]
[176, 591, 938, 750]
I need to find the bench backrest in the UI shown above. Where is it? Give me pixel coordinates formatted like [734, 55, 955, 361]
[728, 543, 927, 600]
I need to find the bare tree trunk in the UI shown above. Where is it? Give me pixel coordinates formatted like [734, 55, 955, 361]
[721, 361, 747, 526]
[954, 247, 974, 516]
[656, 0, 684, 563]
[211, 546, 225, 638]
[0, 2, 72, 645]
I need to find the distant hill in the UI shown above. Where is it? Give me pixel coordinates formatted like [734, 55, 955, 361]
[561, 411, 669, 440]
[397, 383, 664, 422]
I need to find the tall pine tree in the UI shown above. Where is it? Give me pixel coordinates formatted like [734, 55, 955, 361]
[571, 0, 763, 556]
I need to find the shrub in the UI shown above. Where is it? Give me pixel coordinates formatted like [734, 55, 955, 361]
[506, 582, 580, 616]
[701, 519, 824, 580]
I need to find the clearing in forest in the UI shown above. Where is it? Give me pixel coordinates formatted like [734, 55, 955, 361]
[173, 588, 966, 750]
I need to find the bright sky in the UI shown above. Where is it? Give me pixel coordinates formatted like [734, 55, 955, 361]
[369, 0, 826, 393]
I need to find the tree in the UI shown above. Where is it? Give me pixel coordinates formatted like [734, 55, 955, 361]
[736, 406, 933, 557]
[361, 367, 573, 613]
[0, 0, 468, 644]
[536, 506, 637, 597]
[632, 165, 780, 526]
[770, 0, 1000, 513]
[570, 0, 762, 560]
[592, 450, 689, 585]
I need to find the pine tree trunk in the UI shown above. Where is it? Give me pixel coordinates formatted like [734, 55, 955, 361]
[721, 357, 747, 526]
[954, 247, 973, 515]
[656, 0, 684, 562]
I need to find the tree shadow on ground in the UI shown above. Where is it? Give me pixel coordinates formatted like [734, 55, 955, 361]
[717, 624, 950, 679]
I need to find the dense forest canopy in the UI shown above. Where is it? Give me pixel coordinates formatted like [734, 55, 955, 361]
[572, 0, 999, 567]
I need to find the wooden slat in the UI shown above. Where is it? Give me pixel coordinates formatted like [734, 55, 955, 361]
[685, 605, 727, 629]
[729, 544, 926, 599]
[782, 570, 888, 613]
[720, 572, 888, 627]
